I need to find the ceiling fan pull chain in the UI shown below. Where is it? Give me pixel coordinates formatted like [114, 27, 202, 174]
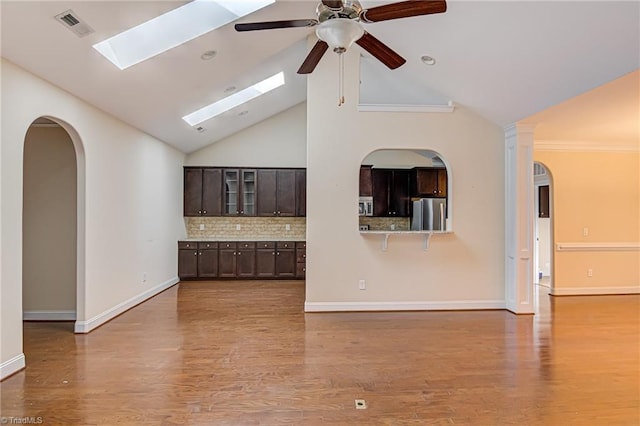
[338, 53, 345, 106]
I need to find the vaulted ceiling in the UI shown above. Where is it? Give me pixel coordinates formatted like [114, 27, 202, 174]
[1, 1, 638, 153]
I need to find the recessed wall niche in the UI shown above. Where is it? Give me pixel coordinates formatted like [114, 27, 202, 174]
[358, 149, 451, 232]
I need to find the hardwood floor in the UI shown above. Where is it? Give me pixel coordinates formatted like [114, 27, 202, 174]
[2, 281, 639, 425]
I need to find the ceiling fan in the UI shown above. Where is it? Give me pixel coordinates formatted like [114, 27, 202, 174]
[234, 0, 447, 75]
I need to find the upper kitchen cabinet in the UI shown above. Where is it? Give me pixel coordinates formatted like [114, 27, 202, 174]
[372, 169, 410, 217]
[359, 165, 373, 197]
[257, 169, 296, 217]
[184, 167, 222, 216]
[224, 169, 256, 216]
[411, 167, 447, 198]
[295, 169, 306, 217]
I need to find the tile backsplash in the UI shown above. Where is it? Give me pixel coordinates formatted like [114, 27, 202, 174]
[359, 217, 410, 231]
[185, 217, 306, 240]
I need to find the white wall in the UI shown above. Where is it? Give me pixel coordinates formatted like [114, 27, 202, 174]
[1, 59, 186, 379]
[305, 47, 506, 310]
[23, 126, 77, 316]
[185, 102, 306, 167]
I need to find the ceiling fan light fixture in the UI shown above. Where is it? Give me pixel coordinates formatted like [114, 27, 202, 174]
[315, 18, 364, 53]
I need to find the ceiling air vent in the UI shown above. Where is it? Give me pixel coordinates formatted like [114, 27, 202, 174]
[54, 10, 94, 37]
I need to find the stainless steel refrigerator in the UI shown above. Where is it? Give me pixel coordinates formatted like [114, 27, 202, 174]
[411, 198, 446, 231]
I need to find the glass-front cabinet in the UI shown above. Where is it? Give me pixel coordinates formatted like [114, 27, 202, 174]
[224, 169, 256, 215]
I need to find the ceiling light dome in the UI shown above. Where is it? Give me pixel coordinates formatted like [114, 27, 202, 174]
[316, 18, 364, 53]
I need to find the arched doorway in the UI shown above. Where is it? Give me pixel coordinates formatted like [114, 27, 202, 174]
[533, 162, 554, 296]
[22, 116, 85, 329]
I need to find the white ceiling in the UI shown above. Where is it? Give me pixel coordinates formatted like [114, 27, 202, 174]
[1, 1, 638, 153]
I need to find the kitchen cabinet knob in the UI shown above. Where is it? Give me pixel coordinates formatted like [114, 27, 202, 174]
[277, 252, 280, 256]
[241, 210, 244, 214]
[198, 210, 202, 214]
[238, 252, 241, 256]
[277, 211, 281, 214]
[203, 210, 207, 214]
[233, 252, 236, 256]
[273, 212, 277, 215]
[272, 252, 275, 255]
[198, 252, 202, 256]
[303, 254, 306, 258]
[194, 252, 197, 256]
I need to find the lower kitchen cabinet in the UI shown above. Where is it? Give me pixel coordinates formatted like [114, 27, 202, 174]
[179, 240, 305, 280]
[178, 242, 218, 279]
[236, 242, 256, 278]
[275, 242, 296, 278]
[296, 242, 306, 279]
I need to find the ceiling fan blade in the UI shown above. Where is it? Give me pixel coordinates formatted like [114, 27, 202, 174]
[321, 0, 344, 9]
[234, 19, 318, 32]
[361, 1, 446, 23]
[297, 40, 329, 74]
[356, 32, 406, 70]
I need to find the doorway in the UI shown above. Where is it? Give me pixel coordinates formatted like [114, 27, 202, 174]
[533, 162, 554, 294]
[22, 117, 82, 323]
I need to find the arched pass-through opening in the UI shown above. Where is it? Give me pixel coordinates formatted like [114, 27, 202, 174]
[22, 116, 86, 331]
[358, 149, 452, 232]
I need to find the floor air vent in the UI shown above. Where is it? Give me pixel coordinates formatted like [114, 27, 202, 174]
[54, 10, 94, 37]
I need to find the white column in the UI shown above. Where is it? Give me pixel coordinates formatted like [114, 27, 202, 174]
[505, 124, 535, 314]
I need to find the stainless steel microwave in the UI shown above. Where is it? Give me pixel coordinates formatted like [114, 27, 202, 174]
[358, 196, 373, 216]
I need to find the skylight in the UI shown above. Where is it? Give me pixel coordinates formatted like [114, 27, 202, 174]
[183, 72, 285, 126]
[93, 0, 274, 70]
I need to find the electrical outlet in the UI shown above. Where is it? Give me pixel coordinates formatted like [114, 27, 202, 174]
[358, 279, 366, 290]
[587, 268, 593, 277]
[285, 224, 291, 231]
[199, 224, 205, 230]
[583, 227, 589, 237]
[142, 272, 147, 282]
[236, 224, 241, 231]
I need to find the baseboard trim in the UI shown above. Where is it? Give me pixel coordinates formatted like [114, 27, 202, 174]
[74, 277, 179, 334]
[1, 353, 26, 381]
[550, 286, 640, 296]
[304, 300, 506, 312]
[23, 310, 76, 321]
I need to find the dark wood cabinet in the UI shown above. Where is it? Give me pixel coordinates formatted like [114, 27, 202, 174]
[256, 242, 276, 277]
[184, 168, 222, 216]
[295, 169, 306, 217]
[178, 242, 198, 279]
[197, 242, 218, 278]
[539, 185, 550, 218]
[179, 240, 305, 280]
[359, 165, 373, 197]
[185, 167, 306, 218]
[275, 241, 296, 278]
[257, 169, 296, 217]
[223, 169, 256, 216]
[372, 169, 410, 217]
[236, 242, 256, 278]
[296, 241, 306, 279]
[178, 241, 218, 279]
[411, 168, 447, 198]
[218, 242, 237, 278]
